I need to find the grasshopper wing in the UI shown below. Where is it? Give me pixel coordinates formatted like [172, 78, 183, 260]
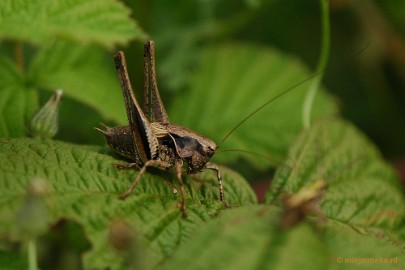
[115, 51, 159, 162]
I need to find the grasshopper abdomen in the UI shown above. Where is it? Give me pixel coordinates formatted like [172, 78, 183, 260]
[96, 125, 138, 162]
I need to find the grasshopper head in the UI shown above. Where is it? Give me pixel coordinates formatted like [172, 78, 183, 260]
[166, 124, 217, 173]
[187, 136, 217, 173]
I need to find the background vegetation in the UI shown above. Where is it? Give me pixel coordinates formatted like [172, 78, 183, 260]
[0, 0, 404, 269]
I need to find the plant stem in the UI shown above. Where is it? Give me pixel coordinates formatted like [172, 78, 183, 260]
[28, 239, 38, 270]
[302, 0, 330, 128]
[14, 42, 25, 72]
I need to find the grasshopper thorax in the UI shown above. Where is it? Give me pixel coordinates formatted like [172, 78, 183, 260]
[153, 123, 217, 172]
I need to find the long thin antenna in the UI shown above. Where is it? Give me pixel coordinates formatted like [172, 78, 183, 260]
[216, 148, 284, 165]
[218, 69, 325, 146]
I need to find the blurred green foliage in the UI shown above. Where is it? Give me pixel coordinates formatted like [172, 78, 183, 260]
[124, 0, 405, 158]
[2, 0, 404, 157]
[1, 0, 405, 269]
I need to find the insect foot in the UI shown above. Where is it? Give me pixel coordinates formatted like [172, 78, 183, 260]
[96, 41, 226, 218]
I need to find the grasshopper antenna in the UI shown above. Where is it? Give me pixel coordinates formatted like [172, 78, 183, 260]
[218, 70, 325, 146]
[216, 148, 284, 165]
[218, 41, 370, 147]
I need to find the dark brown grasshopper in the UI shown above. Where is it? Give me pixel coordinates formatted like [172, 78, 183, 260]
[96, 41, 223, 217]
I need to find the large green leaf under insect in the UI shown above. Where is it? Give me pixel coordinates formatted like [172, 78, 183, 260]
[0, 138, 256, 269]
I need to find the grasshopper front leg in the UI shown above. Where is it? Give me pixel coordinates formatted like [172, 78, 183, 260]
[205, 162, 225, 204]
[174, 162, 187, 217]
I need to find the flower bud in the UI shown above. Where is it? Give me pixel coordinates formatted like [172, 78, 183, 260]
[30, 89, 63, 138]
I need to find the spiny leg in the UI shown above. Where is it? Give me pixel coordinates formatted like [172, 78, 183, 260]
[118, 160, 169, 200]
[205, 162, 225, 203]
[115, 163, 138, 170]
[174, 162, 187, 217]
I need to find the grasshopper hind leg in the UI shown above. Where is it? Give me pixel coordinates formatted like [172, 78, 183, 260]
[115, 163, 138, 170]
[118, 160, 169, 200]
[118, 160, 188, 218]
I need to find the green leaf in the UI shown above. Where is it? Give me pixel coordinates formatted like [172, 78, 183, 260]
[1, 42, 126, 139]
[0, 138, 256, 269]
[164, 205, 405, 270]
[0, 251, 27, 270]
[0, 57, 38, 137]
[0, 56, 38, 137]
[266, 119, 405, 231]
[0, 85, 38, 137]
[0, 54, 22, 84]
[163, 205, 327, 270]
[325, 220, 404, 270]
[168, 43, 338, 169]
[29, 42, 127, 124]
[0, 0, 145, 48]
[0, 0, 145, 139]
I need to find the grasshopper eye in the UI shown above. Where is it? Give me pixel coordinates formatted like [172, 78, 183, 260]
[204, 145, 216, 156]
